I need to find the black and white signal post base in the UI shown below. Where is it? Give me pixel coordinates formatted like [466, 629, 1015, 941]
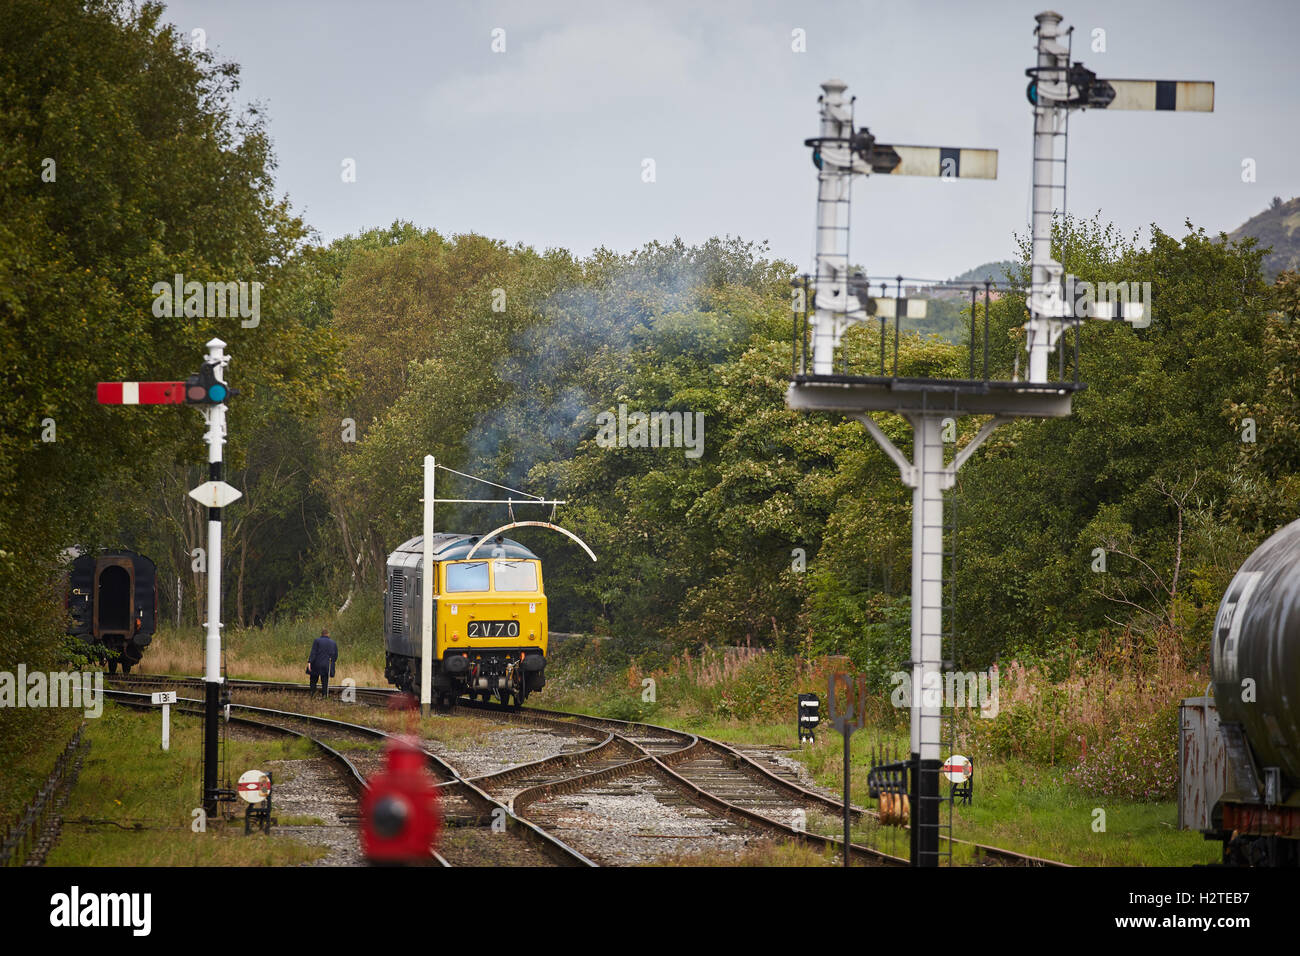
[788, 382, 1075, 867]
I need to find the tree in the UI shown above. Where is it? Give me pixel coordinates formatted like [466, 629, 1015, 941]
[0, 1, 327, 765]
[955, 218, 1271, 665]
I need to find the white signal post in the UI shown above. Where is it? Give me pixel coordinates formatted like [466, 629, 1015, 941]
[98, 338, 240, 816]
[808, 79, 997, 374]
[797, 80, 1005, 865]
[1026, 11, 1070, 383]
[1024, 10, 1214, 383]
[187, 338, 240, 814]
[810, 79, 852, 374]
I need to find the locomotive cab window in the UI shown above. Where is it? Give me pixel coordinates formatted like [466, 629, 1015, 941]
[492, 560, 538, 592]
[445, 561, 489, 592]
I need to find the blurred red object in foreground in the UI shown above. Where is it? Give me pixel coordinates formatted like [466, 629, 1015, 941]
[360, 718, 440, 863]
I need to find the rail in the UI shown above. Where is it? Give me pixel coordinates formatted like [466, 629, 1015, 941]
[112, 674, 1068, 866]
[1, 723, 89, 867]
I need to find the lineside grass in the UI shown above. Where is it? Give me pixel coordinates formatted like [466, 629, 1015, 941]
[46, 703, 326, 866]
[145, 624, 385, 686]
[145, 592, 386, 685]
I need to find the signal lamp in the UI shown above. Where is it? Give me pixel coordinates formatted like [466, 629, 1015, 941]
[185, 362, 232, 405]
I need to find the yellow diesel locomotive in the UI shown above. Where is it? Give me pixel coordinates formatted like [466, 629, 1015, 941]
[384, 532, 548, 708]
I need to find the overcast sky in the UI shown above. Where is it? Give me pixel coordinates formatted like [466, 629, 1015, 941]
[160, 0, 1300, 280]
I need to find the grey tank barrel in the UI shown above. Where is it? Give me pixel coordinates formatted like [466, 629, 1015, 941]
[1212, 517, 1300, 790]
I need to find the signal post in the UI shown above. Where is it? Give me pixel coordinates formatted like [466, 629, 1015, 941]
[99, 338, 241, 816]
[785, 11, 1213, 866]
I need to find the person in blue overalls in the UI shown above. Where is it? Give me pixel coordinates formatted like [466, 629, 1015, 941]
[307, 628, 339, 698]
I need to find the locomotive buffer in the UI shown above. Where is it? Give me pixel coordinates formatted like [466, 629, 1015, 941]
[785, 10, 1212, 867]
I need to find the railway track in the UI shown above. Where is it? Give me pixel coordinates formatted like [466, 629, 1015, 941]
[459, 701, 903, 865]
[111, 674, 1067, 867]
[111, 673, 395, 707]
[466, 700, 1062, 866]
[104, 689, 375, 865]
[103, 689, 593, 867]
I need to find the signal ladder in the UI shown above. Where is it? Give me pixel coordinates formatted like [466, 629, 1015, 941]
[813, 97, 855, 374]
[1028, 23, 1073, 334]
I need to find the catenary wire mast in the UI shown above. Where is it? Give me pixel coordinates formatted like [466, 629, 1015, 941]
[99, 337, 240, 816]
[785, 11, 1212, 867]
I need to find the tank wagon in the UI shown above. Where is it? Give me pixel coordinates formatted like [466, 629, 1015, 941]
[1181, 517, 1300, 865]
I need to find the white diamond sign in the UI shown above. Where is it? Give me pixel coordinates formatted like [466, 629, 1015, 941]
[188, 480, 243, 508]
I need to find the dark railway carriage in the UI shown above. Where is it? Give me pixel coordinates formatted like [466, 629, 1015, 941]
[66, 549, 158, 673]
[384, 533, 547, 708]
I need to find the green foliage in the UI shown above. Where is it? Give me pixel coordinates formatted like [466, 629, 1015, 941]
[1067, 705, 1179, 802]
[36, 209, 1286, 684]
[1, 2, 1289, 749]
[804, 582, 910, 691]
[703, 652, 800, 722]
[0, 1, 329, 772]
[956, 218, 1273, 665]
[972, 689, 1079, 765]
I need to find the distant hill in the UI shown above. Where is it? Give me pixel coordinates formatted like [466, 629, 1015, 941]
[1229, 196, 1300, 281]
[947, 260, 1021, 285]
